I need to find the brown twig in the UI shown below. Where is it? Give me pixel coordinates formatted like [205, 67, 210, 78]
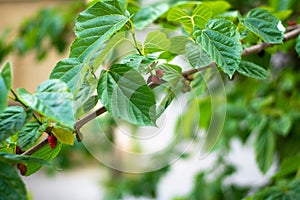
[242, 26, 300, 56]
[23, 138, 49, 156]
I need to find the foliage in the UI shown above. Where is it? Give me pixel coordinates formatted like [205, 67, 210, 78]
[0, 0, 300, 199]
[0, 2, 84, 62]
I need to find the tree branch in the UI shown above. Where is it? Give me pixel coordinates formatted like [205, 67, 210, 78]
[23, 138, 49, 156]
[76, 26, 300, 131]
[24, 26, 300, 155]
[183, 26, 300, 78]
[242, 26, 300, 56]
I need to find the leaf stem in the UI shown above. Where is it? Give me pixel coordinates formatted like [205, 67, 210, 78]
[129, 21, 143, 55]
[10, 88, 42, 125]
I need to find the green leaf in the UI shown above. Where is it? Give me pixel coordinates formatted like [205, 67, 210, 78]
[76, 95, 98, 118]
[237, 61, 269, 79]
[0, 152, 50, 166]
[186, 42, 213, 68]
[49, 58, 81, 92]
[97, 64, 157, 126]
[70, 0, 130, 61]
[241, 8, 284, 44]
[156, 88, 176, 118]
[194, 19, 242, 78]
[157, 63, 182, 85]
[17, 79, 75, 129]
[273, 154, 300, 179]
[121, 54, 144, 69]
[50, 20, 127, 117]
[0, 162, 27, 200]
[18, 121, 46, 150]
[0, 62, 12, 115]
[92, 31, 127, 68]
[204, 1, 231, 15]
[25, 142, 61, 176]
[50, 32, 127, 89]
[122, 54, 158, 73]
[158, 51, 177, 62]
[252, 179, 300, 200]
[168, 35, 190, 55]
[55, 0, 129, 116]
[255, 129, 275, 174]
[217, 11, 240, 21]
[273, 10, 292, 20]
[0, 106, 26, 142]
[296, 35, 300, 56]
[167, 3, 212, 33]
[50, 58, 97, 118]
[144, 30, 171, 54]
[271, 115, 292, 136]
[52, 125, 74, 145]
[133, 2, 169, 30]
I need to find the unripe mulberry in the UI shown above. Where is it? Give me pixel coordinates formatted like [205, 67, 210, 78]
[151, 75, 159, 83]
[155, 70, 164, 78]
[48, 134, 57, 149]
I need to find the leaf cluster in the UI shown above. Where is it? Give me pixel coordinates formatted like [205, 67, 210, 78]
[1, 0, 300, 199]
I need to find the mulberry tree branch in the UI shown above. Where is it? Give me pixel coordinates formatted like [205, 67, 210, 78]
[75, 26, 300, 132]
[23, 25, 300, 156]
[183, 26, 300, 78]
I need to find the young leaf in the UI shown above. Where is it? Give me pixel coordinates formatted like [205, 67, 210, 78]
[241, 8, 284, 44]
[133, 2, 169, 30]
[168, 35, 190, 55]
[158, 52, 177, 62]
[121, 54, 144, 69]
[186, 42, 213, 68]
[0, 106, 26, 142]
[0, 62, 12, 115]
[255, 129, 275, 174]
[97, 64, 157, 126]
[273, 154, 300, 179]
[0, 162, 27, 200]
[17, 79, 75, 129]
[167, 3, 212, 33]
[18, 121, 46, 150]
[296, 35, 300, 56]
[70, 0, 130, 61]
[204, 1, 231, 15]
[237, 61, 270, 79]
[194, 19, 243, 78]
[156, 63, 182, 85]
[144, 31, 171, 54]
[52, 125, 74, 145]
[25, 142, 62, 176]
